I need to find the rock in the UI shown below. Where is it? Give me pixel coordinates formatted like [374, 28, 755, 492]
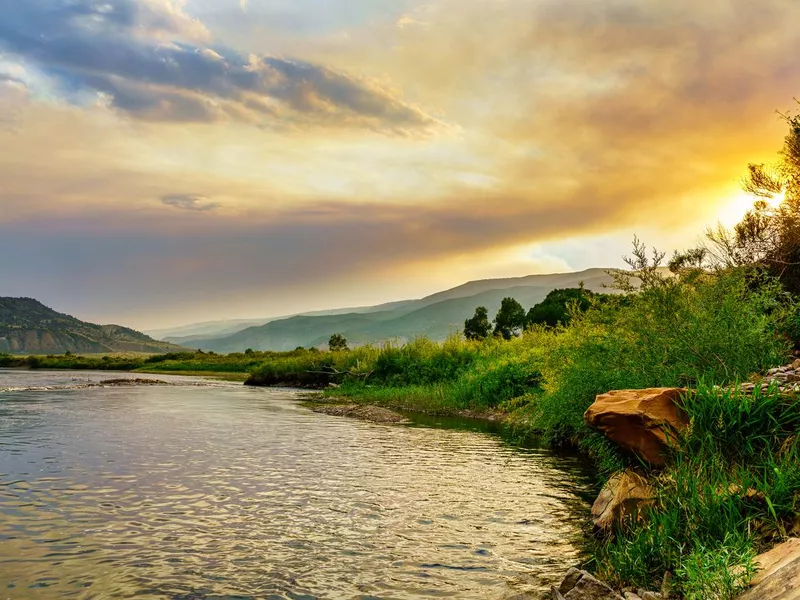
[327, 382, 341, 389]
[553, 568, 624, 600]
[739, 559, 800, 599]
[750, 538, 800, 587]
[591, 470, 653, 531]
[623, 594, 642, 600]
[792, 359, 800, 370]
[584, 388, 689, 466]
[737, 538, 800, 599]
[640, 593, 662, 600]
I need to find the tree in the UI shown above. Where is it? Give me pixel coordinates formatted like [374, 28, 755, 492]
[328, 333, 349, 352]
[670, 104, 800, 293]
[464, 306, 492, 340]
[526, 288, 594, 328]
[493, 297, 526, 340]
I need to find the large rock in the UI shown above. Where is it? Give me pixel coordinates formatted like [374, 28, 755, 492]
[738, 538, 800, 599]
[591, 470, 653, 531]
[584, 388, 689, 466]
[552, 568, 623, 600]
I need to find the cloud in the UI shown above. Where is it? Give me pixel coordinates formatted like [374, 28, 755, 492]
[0, 0, 439, 133]
[160, 193, 221, 212]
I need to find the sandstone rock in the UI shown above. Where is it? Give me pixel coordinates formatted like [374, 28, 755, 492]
[591, 470, 653, 530]
[640, 593, 662, 600]
[751, 538, 800, 586]
[552, 568, 624, 600]
[623, 593, 642, 600]
[584, 388, 689, 466]
[739, 558, 800, 599]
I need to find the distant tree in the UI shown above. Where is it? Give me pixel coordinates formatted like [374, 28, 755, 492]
[464, 306, 492, 340]
[493, 297, 526, 340]
[328, 333, 349, 352]
[526, 288, 594, 328]
[245, 348, 254, 356]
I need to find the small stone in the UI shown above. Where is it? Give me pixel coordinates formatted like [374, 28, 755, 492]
[641, 593, 663, 600]
[624, 594, 642, 600]
[591, 470, 653, 531]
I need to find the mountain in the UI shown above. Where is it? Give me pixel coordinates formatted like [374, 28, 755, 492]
[148, 300, 420, 343]
[189, 268, 616, 353]
[0, 297, 186, 355]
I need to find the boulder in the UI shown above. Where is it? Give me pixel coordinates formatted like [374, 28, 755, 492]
[752, 538, 800, 584]
[584, 388, 689, 466]
[591, 470, 653, 531]
[552, 568, 624, 600]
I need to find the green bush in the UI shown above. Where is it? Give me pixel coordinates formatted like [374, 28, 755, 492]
[526, 268, 793, 448]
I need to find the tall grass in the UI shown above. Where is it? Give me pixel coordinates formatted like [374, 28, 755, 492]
[520, 269, 792, 455]
[595, 384, 800, 597]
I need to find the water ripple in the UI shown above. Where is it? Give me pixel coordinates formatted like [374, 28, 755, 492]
[0, 370, 593, 599]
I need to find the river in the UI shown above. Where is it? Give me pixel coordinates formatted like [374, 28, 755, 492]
[0, 370, 593, 599]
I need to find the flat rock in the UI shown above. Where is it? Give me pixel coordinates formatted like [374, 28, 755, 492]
[751, 538, 800, 585]
[739, 557, 800, 600]
[584, 388, 689, 466]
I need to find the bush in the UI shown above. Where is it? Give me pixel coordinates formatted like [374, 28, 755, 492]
[526, 267, 793, 447]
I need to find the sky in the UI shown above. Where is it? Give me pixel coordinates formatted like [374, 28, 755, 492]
[0, 0, 798, 330]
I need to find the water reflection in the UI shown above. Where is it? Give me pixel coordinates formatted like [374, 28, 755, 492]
[0, 370, 593, 599]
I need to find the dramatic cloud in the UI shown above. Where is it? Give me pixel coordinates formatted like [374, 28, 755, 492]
[160, 193, 220, 211]
[1, 0, 799, 328]
[0, 0, 438, 132]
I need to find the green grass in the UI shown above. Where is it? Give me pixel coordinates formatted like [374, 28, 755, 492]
[594, 384, 800, 597]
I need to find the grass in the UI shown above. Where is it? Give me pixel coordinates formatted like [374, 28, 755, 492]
[593, 384, 800, 597]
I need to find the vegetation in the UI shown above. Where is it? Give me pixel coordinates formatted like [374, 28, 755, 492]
[525, 285, 595, 327]
[464, 306, 492, 340]
[328, 333, 349, 352]
[492, 297, 527, 340]
[595, 384, 800, 597]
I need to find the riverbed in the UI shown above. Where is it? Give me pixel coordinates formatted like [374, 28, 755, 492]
[0, 370, 593, 599]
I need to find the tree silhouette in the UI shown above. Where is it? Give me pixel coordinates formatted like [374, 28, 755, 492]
[464, 306, 492, 340]
[328, 333, 349, 352]
[493, 297, 526, 340]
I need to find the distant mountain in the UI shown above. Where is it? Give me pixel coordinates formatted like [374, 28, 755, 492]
[148, 300, 420, 343]
[190, 268, 616, 353]
[0, 298, 186, 355]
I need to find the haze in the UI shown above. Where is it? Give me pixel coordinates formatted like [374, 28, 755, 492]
[1, 0, 797, 329]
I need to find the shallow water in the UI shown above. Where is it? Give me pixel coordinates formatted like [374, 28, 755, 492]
[0, 370, 593, 599]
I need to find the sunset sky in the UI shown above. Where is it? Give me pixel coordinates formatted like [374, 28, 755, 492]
[1, 0, 798, 330]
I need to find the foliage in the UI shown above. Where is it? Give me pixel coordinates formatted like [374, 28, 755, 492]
[671, 104, 800, 295]
[525, 286, 594, 328]
[328, 333, 349, 352]
[526, 263, 793, 450]
[493, 297, 526, 340]
[595, 384, 799, 596]
[464, 306, 492, 340]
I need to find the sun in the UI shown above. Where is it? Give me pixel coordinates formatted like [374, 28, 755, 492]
[719, 188, 786, 227]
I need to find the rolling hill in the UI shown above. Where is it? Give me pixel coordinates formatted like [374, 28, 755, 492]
[182, 268, 616, 353]
[0, 297, 186, 355]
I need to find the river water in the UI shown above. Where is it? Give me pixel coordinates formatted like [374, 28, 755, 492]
[0, 370, 593, 599]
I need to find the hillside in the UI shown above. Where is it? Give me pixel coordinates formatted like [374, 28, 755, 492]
[0, 298, 186, 355]
[190, 268, 616, 352]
